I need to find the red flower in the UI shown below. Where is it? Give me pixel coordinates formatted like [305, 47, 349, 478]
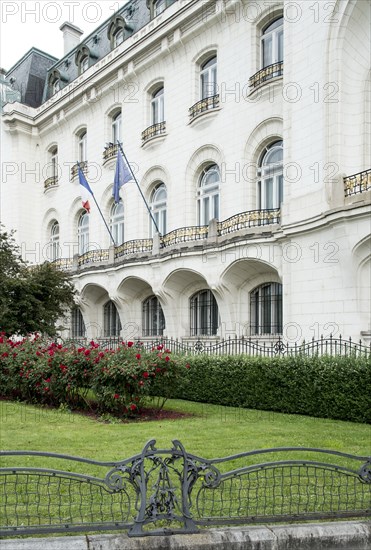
[157, 345, 163, 350]
[84, 349, 90, 356]
[139, 381, 144, 386]
[165, 356, 170, 362]
[143, 371, 149, 378]
[1, 352, 8, 358]
[130, 404, 137, 411]
[127, 341, 134, 348]
[45, 377, 51, 383]
[156, 368, 162, 373]
[136, 353, 141, 360]
[114, 393, 120, 399]
[186, 364, 190, 369]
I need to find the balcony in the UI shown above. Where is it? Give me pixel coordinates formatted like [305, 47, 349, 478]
[189, 94, 219, 122]
[103, 143, 119, 163]
[249, 62, 283, 90]
[344, 168, 371, 197]
[161, 225, 208, 248]
[71, 161, 88, 181]
[44, 176, 59, 191]
[141, 122, 166, 145]
[54, 208, 280, 272]
[217, 209, 281, 236]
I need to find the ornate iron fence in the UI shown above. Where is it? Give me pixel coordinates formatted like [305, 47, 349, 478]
[344, 168, 371, 197]
[142, 122, 166, 144]
[189, 94, 219, 120]
[0, 441, 370, 537]
[249, 62, 284, 89]
[64, 335, 370, 357]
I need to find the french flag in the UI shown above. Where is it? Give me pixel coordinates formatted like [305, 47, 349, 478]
[78, 166, 94, 213]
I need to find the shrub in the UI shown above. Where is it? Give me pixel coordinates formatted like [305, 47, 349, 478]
[171, 354, 371, 423]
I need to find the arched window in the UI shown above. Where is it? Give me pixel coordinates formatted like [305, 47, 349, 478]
[190, 289, 219, 336]
[250, 282, 282, 335]
[151, 87, 164, 125]
[112, 112, 122, 143]
[49, 146, 58, 180]
[262, 17, 283, 68]
[113, 28, 124, 47]
[110, 202, 124, 245]
[78, 130, 87, 162]
[80, 55, 89, 73]
[104, 301, 122, 337]
[150, 184, 167, 236]
[257, 141, 283, 210]
[50, 221, 60, 261]
[71, 307, 86, 338]
[52, 79, 60, 94]
[200, 56, 217, 99]
[78, 212, 89, 255]
[142, 296, 165, 336]
[198, 164, 220, 225]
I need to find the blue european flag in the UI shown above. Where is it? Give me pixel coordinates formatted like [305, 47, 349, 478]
[113, 149, 132, 203]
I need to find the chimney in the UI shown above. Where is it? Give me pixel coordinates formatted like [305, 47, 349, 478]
[59, 21, 84, 55]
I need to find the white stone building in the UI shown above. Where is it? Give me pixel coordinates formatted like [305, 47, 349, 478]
[1, 0, 370, 345]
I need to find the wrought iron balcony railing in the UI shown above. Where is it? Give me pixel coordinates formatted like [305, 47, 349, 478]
[217, 209, 281, 236]
[78, 249, 110, 267]
[161, 225, 208, 247]
[55, 209, 281, 270]
[249, 62, 283, 90]
[141, 122, 166, 144]
[114, 239, 153, 259]
[103, 143, 119, 163]
[344, 168, 371, 197]
[70, 161, 88, 181]
[51, 258, 73, 270]
[189, 94, 219, 121]
[44, 176, 59, 190]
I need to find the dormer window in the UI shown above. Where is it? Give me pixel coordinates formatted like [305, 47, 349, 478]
[81, 56, 89, 73]
[107, 15, 133, 50]
[113, 29, 124, 47]
[75, 46, 96, 75]
[48, 69, 68, 97]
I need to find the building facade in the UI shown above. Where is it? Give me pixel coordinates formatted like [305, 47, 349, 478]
[1, 0, 370, 344]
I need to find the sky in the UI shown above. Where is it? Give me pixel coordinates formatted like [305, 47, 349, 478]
[1, 1, 128, 71]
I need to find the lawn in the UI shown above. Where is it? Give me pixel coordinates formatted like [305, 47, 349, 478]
[1, 398, 370, 460]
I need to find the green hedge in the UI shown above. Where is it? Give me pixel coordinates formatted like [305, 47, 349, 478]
[170, 355, 371, 423]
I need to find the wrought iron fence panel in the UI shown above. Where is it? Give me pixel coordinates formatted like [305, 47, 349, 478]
[60, 335, 370, 357]
[1, 444, 370, 538]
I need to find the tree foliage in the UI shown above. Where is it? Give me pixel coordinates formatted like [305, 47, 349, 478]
[0, 226, 75, 336]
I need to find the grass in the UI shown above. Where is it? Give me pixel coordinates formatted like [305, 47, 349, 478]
[1, 399, 370, 535]
[1, 398, 370, 460]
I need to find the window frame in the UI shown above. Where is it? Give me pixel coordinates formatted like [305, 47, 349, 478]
[150, 183, 167, 236]
[151, 87, 164, 125]
[190, 289, 219, 337]
[142, 295, 165, 336]
[49, 221, 60, 262]
[71, 307, 86, 338]
[197, 164, 220, 225]
[112, 111, 122, 143]
[250, 282, 282, 335]
[257, 141, 283, 210]
[200, 56, 217, 100]
[77, 211, 89, 255]
[78, 131, 87, 162]
[261, 17, 283, 69]
[110, 201, 125, 246]
[103, 300, 122, 337]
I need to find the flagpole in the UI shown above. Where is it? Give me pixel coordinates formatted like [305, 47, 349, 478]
[116, 141, 161, 235]
[77, 162, 116, 246]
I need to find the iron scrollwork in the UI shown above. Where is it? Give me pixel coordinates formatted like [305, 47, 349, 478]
[105, 439, 221, 537]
